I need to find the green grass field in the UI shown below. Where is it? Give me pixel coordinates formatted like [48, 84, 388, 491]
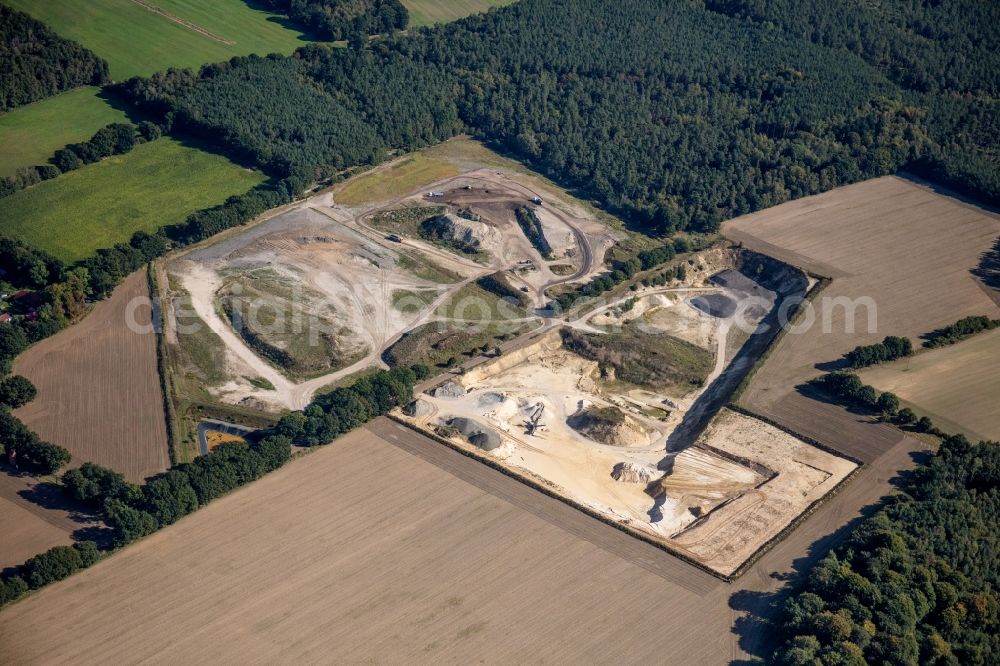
[2, 0, 313, 80]
[0, 87, 129, 178]
[0, 137, 264, 262]
[402, 0, 516, 27]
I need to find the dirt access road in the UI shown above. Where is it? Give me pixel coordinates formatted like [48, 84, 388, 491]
[170, 163, 612, 411]
[0, 417, 928, 663]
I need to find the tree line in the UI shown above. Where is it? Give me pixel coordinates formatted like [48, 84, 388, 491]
[252, 0, 407, 41]
[0, 6, 109, 112]
[845, 335, 913, 369]
[0, 121, 161, 200]
[925, 315, 999, 349]
[550, 237, 698, 312]
[771, 433, 1000, 665]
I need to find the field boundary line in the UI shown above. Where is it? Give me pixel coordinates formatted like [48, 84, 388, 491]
[128, 0, 236, 44]
[148, 263, 180, 464]
[384, 413, 735, 583]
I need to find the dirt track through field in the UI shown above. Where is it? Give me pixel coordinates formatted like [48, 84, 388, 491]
[128, 0, 236, 44]
[14, 271, 170, 482]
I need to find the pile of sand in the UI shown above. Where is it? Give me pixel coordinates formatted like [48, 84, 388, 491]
[422, 214, 501, 254]
[432, 381, 466, 398]
[402, 399, 433, 417]
[610, 462, 655, 483]
[445, 417, 503, 451]
[567, 406, 654, 447]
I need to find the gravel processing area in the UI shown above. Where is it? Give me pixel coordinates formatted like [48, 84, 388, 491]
[397, 249, 855, 576]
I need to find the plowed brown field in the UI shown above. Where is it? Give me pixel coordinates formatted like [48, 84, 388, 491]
[725, 176, 1000, 460]
[0, 419, 931, 663]
[14, 270, 169, 482]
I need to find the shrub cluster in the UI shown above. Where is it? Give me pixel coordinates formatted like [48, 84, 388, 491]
[0, 404, 70, 475]
[845, 335, 913, 368]
[274, 365, 425, 445]
[811, 370, 948, 435]
[475, 272, 530, 308]
[551, 238, 690, 312]
[254, 0, 408, 41]
[811, 371, 901, 416]
[0, 541, 101, 604]
[514, 207, 552, 258]
[925, 315, 999, 348]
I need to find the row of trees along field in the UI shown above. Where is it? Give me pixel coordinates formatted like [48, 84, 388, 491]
[0, 6, 109, 112]
[1, 121, 162, 199]
[253, 0, 408, 40]
[771, 433, 1000, 665]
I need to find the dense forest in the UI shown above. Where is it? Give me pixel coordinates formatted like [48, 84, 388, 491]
[251, 0, 408, 40]
[117, 49, 461, 178]
[703, 0, 1000, 206]
[772, 434, 1000, 665]
[116, 0, 933, 235]
[0, 6, 109, 112]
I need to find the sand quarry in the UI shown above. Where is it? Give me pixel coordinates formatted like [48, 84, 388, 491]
[163, 155, 619, 411]
[399, 278, 856, 576]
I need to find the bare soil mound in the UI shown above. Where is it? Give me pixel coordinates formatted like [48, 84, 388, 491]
[421, 213, 500, 255]
[402, 399, 433, 417]
[567, 406, 653, 447]
[610, 461, 655, 483]
[445, 416, 503, 451]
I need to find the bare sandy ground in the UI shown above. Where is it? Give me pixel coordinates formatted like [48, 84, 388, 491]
[164, 149, 619, 411]
[726, 175, 1000, 459]
[670, 409, 856, 575]
[400, 326, 853, 576]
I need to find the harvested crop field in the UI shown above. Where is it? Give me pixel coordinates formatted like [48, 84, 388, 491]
[0, 471, 94, 571]
[0, 419, 924, 662]
[0, 424, 730, 663]
[14, 271, 169, 482]
[860, 328, 1000, 442]
[725, 176, 1000, 460]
